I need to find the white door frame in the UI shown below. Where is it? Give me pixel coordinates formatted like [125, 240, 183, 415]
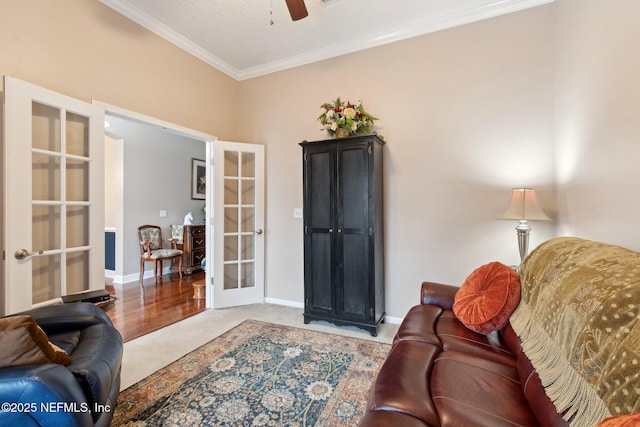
[94, 102, 216, 307]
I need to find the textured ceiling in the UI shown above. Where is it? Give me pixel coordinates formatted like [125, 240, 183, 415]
[100, 0, 552, 81]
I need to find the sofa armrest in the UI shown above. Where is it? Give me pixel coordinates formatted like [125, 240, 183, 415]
[19, 302, 115, 335]
[421, 281, 459, 309]
[67, 323, 123, 411]
[0, 364, 94, 426]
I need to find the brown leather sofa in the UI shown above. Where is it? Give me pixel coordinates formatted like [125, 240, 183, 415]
[358, 281, 567, 427]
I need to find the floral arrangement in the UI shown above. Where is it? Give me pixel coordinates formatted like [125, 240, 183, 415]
[317, 97, 377, 137]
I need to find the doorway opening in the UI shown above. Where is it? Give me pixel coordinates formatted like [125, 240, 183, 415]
[98, 103, 215, 339]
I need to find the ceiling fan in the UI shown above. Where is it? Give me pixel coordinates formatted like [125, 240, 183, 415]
[285, 0, 308, 21]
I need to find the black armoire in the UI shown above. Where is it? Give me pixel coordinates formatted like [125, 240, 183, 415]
[300, 134, 385, 336]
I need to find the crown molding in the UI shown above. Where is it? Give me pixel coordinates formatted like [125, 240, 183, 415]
[99, 0, 241, 77]
[100, 0, 553, 81]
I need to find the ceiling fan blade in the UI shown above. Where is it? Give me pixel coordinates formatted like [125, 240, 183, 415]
[285, 0, 308, 21]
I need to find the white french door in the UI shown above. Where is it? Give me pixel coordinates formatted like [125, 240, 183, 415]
[211, 141, 264, 308]
[3, 77, 104, 314]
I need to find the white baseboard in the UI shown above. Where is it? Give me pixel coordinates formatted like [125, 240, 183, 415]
[263, 297, 402, 324]
[107, 267, 174, 287]
[264, 297, 304, 309]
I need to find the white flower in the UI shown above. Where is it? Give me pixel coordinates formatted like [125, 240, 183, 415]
[343, 107, 357, 119]
[327, 109, 335, 118]
[350, 122, 358, 132]
[330, 122, 338, 131]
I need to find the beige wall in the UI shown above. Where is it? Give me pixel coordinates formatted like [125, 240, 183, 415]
[0, 0, 237, 138]
[4, 1, 638, 321]
[553, 0, 640, 250]
[239, 6, 556, 318]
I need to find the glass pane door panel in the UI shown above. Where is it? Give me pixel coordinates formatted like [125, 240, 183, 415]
[67, 206, 89, 248]
[32, 255, 61, 304]
[224, 264, 238, 290]
[224, 179, 238, 204]
[66, 159, 89, 201]
[67, 251, 89, 294]
[241, 207, 255, 232]
[33, 206, 61, 251]
[65, 112, 89, 157]
[32, 154, 61, 201]
[224, 236, 238, 261]
[32, 102, 61, 152]
[224, 208, 238, 233]
[241, 180, 255, 204]
[225, 151, 239, 177]
[241, 153, 255, 177]
[241, 236, 254, 259]
[241, 263, 255, 288]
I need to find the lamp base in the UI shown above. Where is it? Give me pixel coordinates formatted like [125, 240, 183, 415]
[515, 220, 531, 264]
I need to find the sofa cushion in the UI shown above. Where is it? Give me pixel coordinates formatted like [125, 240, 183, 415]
[431, 350, 538, 426]
[0, 315, 71, 368]
[367, 340, 441, 426]
[453, 261, 521, 334]
[436, 311, 517, 366]
[393, 304, 443, 347]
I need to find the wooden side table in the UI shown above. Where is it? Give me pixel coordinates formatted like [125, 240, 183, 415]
[193, 279, 206, 300]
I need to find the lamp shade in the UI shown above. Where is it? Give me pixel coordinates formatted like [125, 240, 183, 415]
[500, 188, 550, 221]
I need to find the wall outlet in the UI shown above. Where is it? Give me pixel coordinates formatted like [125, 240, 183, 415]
[293, 208, 303, 219]
[159, 210, 167, 217]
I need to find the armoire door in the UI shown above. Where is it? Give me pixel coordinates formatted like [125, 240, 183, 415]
[303, 143, 335, 315]
[336, 142, 371, 321]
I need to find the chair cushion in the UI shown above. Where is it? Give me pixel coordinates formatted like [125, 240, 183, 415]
[453, 262, 521, 334]
[149, 249, 183, 259]
[0, 315, 71, 368]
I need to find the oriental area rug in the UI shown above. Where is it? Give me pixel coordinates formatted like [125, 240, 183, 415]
[112, 320, 391, 426]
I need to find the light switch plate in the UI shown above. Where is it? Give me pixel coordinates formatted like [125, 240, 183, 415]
[293, 208, 303, 219]
[160, 210, 167, 217]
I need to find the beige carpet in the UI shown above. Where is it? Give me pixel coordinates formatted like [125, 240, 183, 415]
[120, 303, 398, 390]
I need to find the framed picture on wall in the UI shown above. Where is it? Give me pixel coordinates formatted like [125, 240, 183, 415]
[191, 158, 206, 200]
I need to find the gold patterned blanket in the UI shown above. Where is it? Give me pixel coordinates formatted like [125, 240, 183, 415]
[510, 237, 640, 427]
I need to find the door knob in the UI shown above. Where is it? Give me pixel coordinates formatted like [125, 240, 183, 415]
[254, 229, 263, 235]
[14, 249, 43, 260]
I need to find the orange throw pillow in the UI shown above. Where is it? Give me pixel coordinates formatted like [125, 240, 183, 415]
[596, 413, 640, 427]
[453, 262, 521, 334]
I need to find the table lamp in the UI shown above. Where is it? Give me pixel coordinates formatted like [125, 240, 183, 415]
[500, 188, 550, 263]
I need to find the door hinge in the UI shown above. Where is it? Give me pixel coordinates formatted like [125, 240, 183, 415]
[305, 226, 308, 234]
[368, 146, 372, 155]
[370, 308, 373, 317]
[369, 227, 373, 236]
[304, 152, 308, 161]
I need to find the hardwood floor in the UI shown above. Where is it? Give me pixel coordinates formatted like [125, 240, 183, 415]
[104, 271, 207, 342]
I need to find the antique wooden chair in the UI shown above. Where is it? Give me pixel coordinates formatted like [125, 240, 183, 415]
[138, 225, 183, 285]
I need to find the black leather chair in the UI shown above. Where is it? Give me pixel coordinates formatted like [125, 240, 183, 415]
[0, 303, 123, 427]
